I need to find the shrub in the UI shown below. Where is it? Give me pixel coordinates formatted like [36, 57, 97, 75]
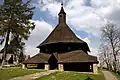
[117, 71, 120, 75]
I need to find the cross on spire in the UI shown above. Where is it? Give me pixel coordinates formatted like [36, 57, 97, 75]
[58, 3, 66, 15]
[61, 3, 63, 7]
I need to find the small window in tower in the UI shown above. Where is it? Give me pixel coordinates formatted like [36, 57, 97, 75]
[60, 14, 62, 17]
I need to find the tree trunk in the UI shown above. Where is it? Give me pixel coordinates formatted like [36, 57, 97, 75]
[106, 62, 109, 70]
[1, 30, 10, 66]
[113, 54, 117, 72]
[111, 40, 117, 72]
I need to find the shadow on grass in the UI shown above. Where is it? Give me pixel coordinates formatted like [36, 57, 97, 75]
[85, 76, 94, 80]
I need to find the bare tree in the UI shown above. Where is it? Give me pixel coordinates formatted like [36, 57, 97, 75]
[101, 23, 120, 72]
[99, 44, 112, 70]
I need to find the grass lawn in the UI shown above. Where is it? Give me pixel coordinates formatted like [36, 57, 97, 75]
[0, 67, 43, 80]
[36, 70, 105, 80]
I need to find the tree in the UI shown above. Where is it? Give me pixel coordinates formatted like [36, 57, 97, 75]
[9, 35, 25, 64]
[99, 44, 112, 70]
[101, 23, 120, 72]
[0, 0, 35, 66]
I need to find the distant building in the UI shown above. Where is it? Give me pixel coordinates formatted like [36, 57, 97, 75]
[23, 4, 98, 73]
[25, 55, 30, 60]
[0, 45, 26, 65]
[0, 45, 13, 65]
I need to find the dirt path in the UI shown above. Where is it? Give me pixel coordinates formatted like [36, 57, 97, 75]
[102, 71, 118, 80]
[9, 70, 57, 80]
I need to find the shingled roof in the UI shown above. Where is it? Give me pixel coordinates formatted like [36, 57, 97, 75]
[23, 4, 97, 65]
[23, 53, 51, 64]
[23, 50, 98, 64]
[37, 5, 86, 48]
[58, 50, 98, 63]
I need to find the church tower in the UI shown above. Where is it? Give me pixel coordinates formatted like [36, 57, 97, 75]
[58, 3, 66, 24]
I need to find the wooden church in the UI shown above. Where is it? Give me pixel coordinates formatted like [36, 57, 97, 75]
[23, 4, 98, 73]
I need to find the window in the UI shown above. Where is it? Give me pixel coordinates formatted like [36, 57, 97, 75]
[68, 47, 71, 50]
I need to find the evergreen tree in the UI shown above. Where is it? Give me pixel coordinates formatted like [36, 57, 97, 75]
[0, 0, 35, 66]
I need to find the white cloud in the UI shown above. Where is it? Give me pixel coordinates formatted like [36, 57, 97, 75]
[91, 0, 120, 8]
[36, 0, 120, 37]
[38, 0, 61, 17]
[25, 46, 39, 57]
[26, 0, 120, 57]
[25, 20, 53, 56]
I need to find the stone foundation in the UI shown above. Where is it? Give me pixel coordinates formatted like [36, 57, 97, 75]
[93, 64, 98, 74]
[22, 64, 26, 69]
[58, 64, 64, 71]
[45, 64, 49, 70]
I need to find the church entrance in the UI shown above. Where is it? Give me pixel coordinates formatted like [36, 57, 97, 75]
[48, 54, 58, 70]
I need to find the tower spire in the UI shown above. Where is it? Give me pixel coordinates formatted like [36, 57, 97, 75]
[58, 3, 66, 24]
[61, 3, 63, 7]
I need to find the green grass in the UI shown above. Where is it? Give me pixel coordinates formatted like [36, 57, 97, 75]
[0, 67, 43, 80]
[111, 72, 120, 80]
[36, 71, 105, 80]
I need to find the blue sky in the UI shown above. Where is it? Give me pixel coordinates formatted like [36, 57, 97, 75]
[1, 0, 120, 57]
[24, 0, 120, 57]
